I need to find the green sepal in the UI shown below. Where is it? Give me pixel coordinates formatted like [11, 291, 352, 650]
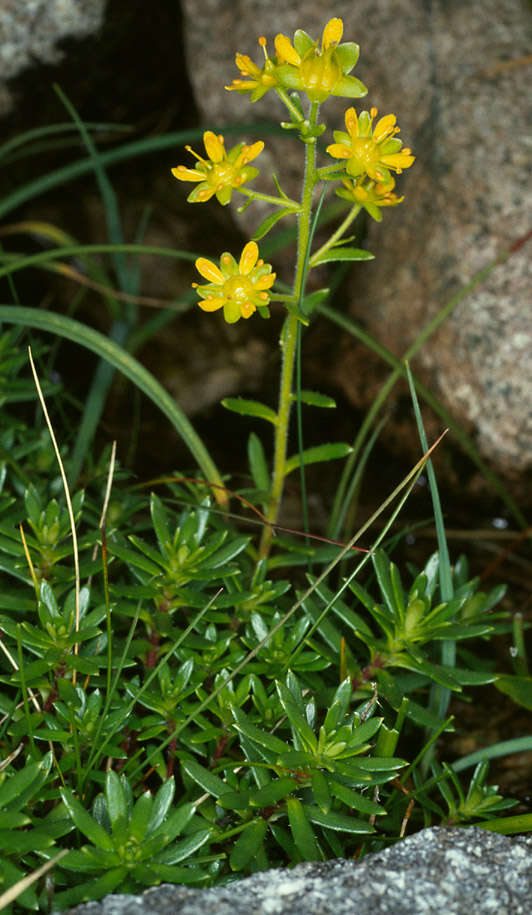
[336, 42, 360, 73]
[293, 30, 314, 57]
[333, 74, 368, 99]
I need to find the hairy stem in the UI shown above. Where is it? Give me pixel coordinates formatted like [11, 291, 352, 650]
[258, 103, 320, 559]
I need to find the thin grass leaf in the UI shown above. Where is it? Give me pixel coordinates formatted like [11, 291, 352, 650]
[0, 306, 225, 504]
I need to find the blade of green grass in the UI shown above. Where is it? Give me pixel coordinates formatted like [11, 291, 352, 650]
[0, 123, 287, 220]
[320, 240, 529, 538]
[405, 360, 454, 732]
[0, 121, 131, 162]
[0, 306, 225, 503]
[53, 87, 140, 481]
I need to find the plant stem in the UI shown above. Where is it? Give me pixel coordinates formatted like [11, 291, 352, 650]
[258, 103, 320, 560]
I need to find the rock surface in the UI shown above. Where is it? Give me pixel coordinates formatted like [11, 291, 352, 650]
[0, 0, 107, 114]
[181, 0, 532, 476]
[67, 827, 532, 914]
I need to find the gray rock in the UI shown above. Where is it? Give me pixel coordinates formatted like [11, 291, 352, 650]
[67, 827, 532, 914]
[0, 0, 107, 114]
[181, 0, 532, 476]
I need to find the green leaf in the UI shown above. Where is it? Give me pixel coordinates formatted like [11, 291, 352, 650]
[291, 390, 336, 408]
[229, 819, 268, 871]
[129, 791, 153, 842]
[252, 207, 294, 241]
[147, 779, 175, 835]
[0, 827, 56, 853]
[0, 754, 51, 810]
[276, 681, 317, 752]
[311, 247, 374, 266]
[60, 788, 114, 850]
[286, 797, 321, 861]
[232, 708, 290, 756]
[105, 771, 129, 839]
[248, 432, 270, 493]
[311, 771, 331, 814]
[147, 802, 197, 848]
[303, 805, 374, 834]
[300, 288, 329, 315]
[154, 828, 212, 865]
[181, 759, 229, 799]
[52, 867, 127, 908]
[285, 443, 351, 476]
[328, 778, 386, 815]
[494, 675, 532, 710]
[249, 776, 297, 808]
[221, 398, 277, 424]
[217, 789, 251, 811]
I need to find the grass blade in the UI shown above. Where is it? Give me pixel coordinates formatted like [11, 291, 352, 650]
[0, 306, 226, 504]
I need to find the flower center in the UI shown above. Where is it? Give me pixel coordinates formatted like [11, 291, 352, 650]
[208, 162, 237, 187]
[300, 50, 341, 100]
[224, 275, 255, 304]
[350, 137, 379, 168]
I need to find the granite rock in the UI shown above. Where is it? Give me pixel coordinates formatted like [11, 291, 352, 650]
[0, 0, 107, 114]
[67, 827, 532, 915]
[181, 0, 532, 476]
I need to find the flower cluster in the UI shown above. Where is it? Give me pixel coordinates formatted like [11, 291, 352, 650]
[227, 18, 366, 105]
[171, 18, 415, 320]
[327, 106, 415, 220]
[171, 131, 264, 205]
[336, 176, 404, 222]
[192, 241, 276, 324]
[327, 107, 415, 183]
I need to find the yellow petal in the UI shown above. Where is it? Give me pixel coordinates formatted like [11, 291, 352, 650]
[381, 152, 416, 171]
[235, 53, 261, 77]
[241, 301, 256, 319]
[198, 296, 225, 312]
[254, 272, 276, 290]
[373, 114, 397, 142]
[239, 241, 259, 275]
[171, 166, 203, 182]
[195, 257, 225, 284]
[203, 131, 225, 164]
[326, 143, 351, 159]
[241, 140, 264, 164]
[275, 34, 300, 66]
[322, 18, 343, 48]
[344, 107, 359, 137]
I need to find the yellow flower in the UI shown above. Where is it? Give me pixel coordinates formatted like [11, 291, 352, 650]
[171, 131, 264, 205]
[193, 241, 276, 324]
[226, 37, 282, 102]
[274, 18, 367, 103]
[327, 107, 415, 184]
[336, 176, 405, 222]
